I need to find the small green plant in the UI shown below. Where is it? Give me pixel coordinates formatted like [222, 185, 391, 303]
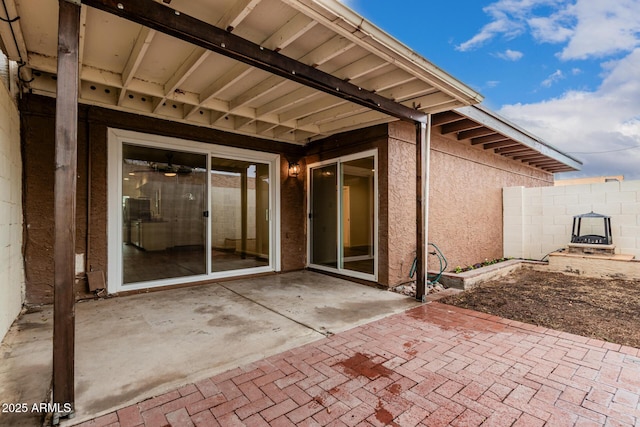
[451, 257, 511, 274]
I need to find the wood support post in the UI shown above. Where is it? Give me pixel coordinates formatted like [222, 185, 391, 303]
[53, 0, 80, 420]
[415, 122, 428, 301]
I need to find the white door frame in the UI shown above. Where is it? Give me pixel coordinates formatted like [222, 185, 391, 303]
[107, 128, 281, 294]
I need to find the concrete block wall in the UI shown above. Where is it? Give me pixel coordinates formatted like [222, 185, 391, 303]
[504, 180, 640, 261]
[0, 75, 24, 342]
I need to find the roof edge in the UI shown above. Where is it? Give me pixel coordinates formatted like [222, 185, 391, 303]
[456, 105, 583, 171]
[281, 0, 484, 106]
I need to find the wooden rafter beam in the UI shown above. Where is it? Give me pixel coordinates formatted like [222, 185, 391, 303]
[186, 12, 317, 120]
[457, 127, 495, 141]
[380, 81, 435, 103]
[227, 35, 356, 114]
[471, 134, 510, 145]
[262, 13, 317, 51]
[440, 118, 481, 135]
[431, 111, 462, 126]
[219, 0, 262, 32]
[274, 57, 389, 123]
[156, 0, 264, 112]
[118, 27, 156, 105]
[81, 0, 426, 124]
[408, 92, 458, 113]
[298, 102, 368, 127]
[495, 146, 533, 155]
[513, 153, 548, 161]
[482, 140, 517, 150]
[529, 159, 561, 166]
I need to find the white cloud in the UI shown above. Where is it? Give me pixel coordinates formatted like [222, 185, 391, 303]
[457, 16, 523, 51]
[499, 49, 640, 179]
[541, 69, 564, 87]
[459, 0, 640, 178]
[458, 0, 640, 60]
[496, 49, 524, 61]
[528, 14, 574, 43]
[456, 0, 566, 51]
[560, 0, 640, 59]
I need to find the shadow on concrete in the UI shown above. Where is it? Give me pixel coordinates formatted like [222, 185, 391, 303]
[0, 271, 418, 426]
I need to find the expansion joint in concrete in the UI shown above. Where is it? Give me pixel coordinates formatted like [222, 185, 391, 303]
[219, 283, 333, 337]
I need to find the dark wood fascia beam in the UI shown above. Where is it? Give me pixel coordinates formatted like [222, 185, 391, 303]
[494, 145, 532, 155]
[81, 0, 426, 124]
[456, 127, 495, 141]
[471, 134, 510, 145]
[482, 140, 516, 150]
[440, 118, 481, 135]
[431, 111, 462, 126]
[529, 159, 561, 167]
[53, 0, 80, 421]
[512, 153, 547, 161]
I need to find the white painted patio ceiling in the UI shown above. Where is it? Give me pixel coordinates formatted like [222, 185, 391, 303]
[1, 0, 483, 144]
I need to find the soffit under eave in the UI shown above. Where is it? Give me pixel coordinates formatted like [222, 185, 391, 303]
[2, 0, 480, 145]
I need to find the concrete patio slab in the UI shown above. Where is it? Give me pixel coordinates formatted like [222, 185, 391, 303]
[0, 307, 54, 427]
[0, 271, 418, 426]
[74, 302, 640, 427]
[222, 272, 418, 335]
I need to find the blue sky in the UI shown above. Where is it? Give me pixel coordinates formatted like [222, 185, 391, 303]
[341, 0, 640, 179]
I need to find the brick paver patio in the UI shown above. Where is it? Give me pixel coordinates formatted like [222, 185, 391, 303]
[74, 302, 640, 426]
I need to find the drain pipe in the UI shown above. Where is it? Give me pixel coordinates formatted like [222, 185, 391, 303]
[415, 117, 431, 302]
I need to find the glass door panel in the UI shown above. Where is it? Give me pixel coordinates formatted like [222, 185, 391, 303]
[121, 144, 207, 284]
[310, 164, 338, 268]
[341, 157, 375, 275]
[210, 157, 270, 272]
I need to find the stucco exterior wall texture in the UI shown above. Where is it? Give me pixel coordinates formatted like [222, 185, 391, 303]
[0, 80, 24, 341]
[386, 122, 417, 288]
[428, 131, 553, 270]
[19, 92, 562, 302]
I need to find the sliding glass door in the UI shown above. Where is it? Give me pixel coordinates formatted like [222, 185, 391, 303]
[210, 157, 270, 273]
[121, 144, 207, 284]
[310, 164, 338, 269]
[308, 151, 377, 280]
[109, 129, 279, 293]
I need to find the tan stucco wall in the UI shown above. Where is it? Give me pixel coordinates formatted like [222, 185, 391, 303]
[0, 76, 24, 341]
[429, 130, 553, 270]
[19, 94, 557, 299]
[385, 122, 417, 287]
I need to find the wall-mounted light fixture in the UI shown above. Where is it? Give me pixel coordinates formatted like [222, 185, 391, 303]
[288, 161, 301, 178]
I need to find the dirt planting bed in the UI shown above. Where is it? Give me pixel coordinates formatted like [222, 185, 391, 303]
[439, 268, 640, 348]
